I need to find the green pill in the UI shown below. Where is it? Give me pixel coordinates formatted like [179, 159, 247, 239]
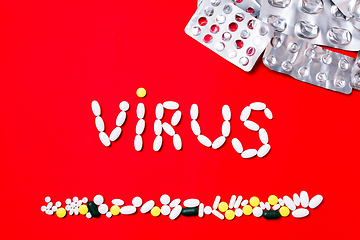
[181, 207, 199, 216]
[262, 210, 281, 219]
[87, 201, 100, 218]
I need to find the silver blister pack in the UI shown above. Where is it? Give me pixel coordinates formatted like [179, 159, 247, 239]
[198, 0, 262, 17]
[259, 0, 360, 51]
[331, 0, 360, 28]
[350, 51, 360, 90]
[185, 0, 274, 72]
[263, 32, 355, 94]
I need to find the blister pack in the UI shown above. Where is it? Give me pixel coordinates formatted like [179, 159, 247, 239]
[259, 0, 360, 51]
[351, 51, 360, 90]
[198, 0, 262, 17]
[263, 32, 355, 94]
[185, 0, 274, 72]
[331, 0, 360, 28]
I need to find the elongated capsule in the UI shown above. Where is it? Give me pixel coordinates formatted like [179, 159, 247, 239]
[262, 210, 280, 219]
[87, 201, 100, 218]
[181, 207, 199, 216]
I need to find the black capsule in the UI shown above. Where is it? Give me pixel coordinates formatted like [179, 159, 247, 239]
[87, 201, 100, 218]
[262, 210, 281, 219]
[181, 207, 199, 216]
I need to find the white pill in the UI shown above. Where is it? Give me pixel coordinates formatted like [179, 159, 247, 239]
[232, 138, 243, 154]
[293, 194, 300, 207]
[45, 196, 51, 203]
[76, 201, 82, 207]
[244, 120, 259, 131]
[204, 206, 212, 215]
[136, 103, 145, 119]
[190, 104, 199, 120]
[47, 202, 53, 209]
[95, 117, 105, 132]
[154, 120, 162, 136]
[74, 207, 79, 215]
[222, 105, 231, 121]
[265, 202, 271, 210]
[135, 119, 145, 135]
[161, 205, 171, 216]
[198, 203, 204, 217]
[264, 108, 273, 119]
[99, 132, 111, 147]
[241, 199, 249, 207]
[292, 208, 309, 218]
[279, 198, 284, 206]
[116, 111, 126, 127]
[222, 121, 230, 137]
[110, 127, 122, 142]
[91, 100, 101, 116]
[197, 135, 212, 147]
[69, 209, 74, 215]
[160, 194, 171, 205]
[259, 128, 269, 144]
[41, 206, 47, 212]
[191, 120, 201, 136]
[250, 102, 266, 110]
[273, 204, 280, 210]
[153, 135, 163, 151]
[119, 101, 129, 111]
[257, 144, 271, 158]
[260, 202, 265, 210]
[170, 198, 181, 208]
[112, 199, 124, 206]
[82, 197, 88, 203]
[212, 209, 224, 220]
[94, 195, 104, 205]
[132, 196, 143, 207]
[169, 205, 182, 220]
[184, 199, 200, 208]
[213, 196, 221, 210]
[300, 191, 309, 208]
[134, 135, 143, 151]
[65, 198, 71, 205]
[253, 207, 263, 217]
[173, 134, 182, 150]
[106, 212, 112, 218]
[241, 149, 257, 159]
[234, 195, 243, 209]
[212, 136, 226, 149]
[283, 196, 296, 210]
[65, 205, 70, 211]
[155, 103, 164, 119]
[46, 210, 54, 215]
[162, 122, 175, 136]
[235, 208, 243, 217]
[309, 195, 323, 209]
[163, 101, 179, 110]
[171, 110, 182, 126]
[229, 195, 236, 209]
[51, 206, 57, 212]
[70, 202, 76, 208]
[98, 204, 109, 214]
[86, 212, 92, 219]
[240, 106, 251, 121]
[73, 196, 78, 202]
[140, 200, 155, 213]
[121, 205, 137, 215]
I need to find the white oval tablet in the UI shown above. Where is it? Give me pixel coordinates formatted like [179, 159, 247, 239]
[197, 135, 212, 147]
[241, 199, 249, 207]
[136, 119, 145, 135]
[229, 195, 236, 209]
[46, 210, 54, 215]
[136, 103, 145, 119]
[273, 204, 280, 210]
[162, 122, 175, 136]
[231, 138, 243, 154]
[259, 128, 268, 144]
[253, 207, 263, 217]
[110, 127, 122, 142]
[140, 200, 155, 213]
[235, 208, 243, 217]
[74, 208, 79, 216]
[94, 195, 104, 205]
[309, 195, 323, 209]
[213, 196, 221, 210]
[95, 116, 105, 132]
[173, 134, 182, 150]
[98, 204, 109, 214]
[154, 120, 162, 136]
[155, 103, 164, 119]
[169, 205, 182, 220]
[222, 121, 230, 137]
[116, 111, 126, 127]
[244, 120, 259, 131]
[250, 102, 266, 110]
[234, 195, 243, 209]
[292, 208, 309, 218]
[300, 191, 309, 208]
[204, 206, 212, 215]
[99, 132, 111, 147]
[160, 194, 171, 205]
[111, 199, 124, 206]
[171, 110, 182, 126]
[212, 136, 226, 149]
[222, 105, 231, 121]
[212, 209, 224, 220]
[119, 101, 129, 111]
[170, 198, 181, 208]
[132, 196, 143, 207]
[241, 149, 257, 159]
[163, 101, 179, 110]
[153, 136, 163, 151]
[198, 203, 204, 217]
[121, 205, 137, 215]
[161, 205, 171, 216]
[190, 104, 199, 120]
[257, 144, 271, 158]
[265, 202, 270, 210]
[260, 202, 265, 210]
[283, 196, 296, 210]
[191, 120, 201, 136]
[184, 199, 200, 208]
[240, 106, 251, 121]
[279, 198, 284, 206]
[264, 108, 273, 119]
[91, 100, 101, 116]
[134, 135, 143, 151]
[293, 193, 300, 207]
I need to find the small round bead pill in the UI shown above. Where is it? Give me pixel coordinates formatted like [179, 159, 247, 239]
[119, 101, 130, 111]
[79, 205, 88, 215]
[235, 208, 243, 217]
[56, 208, 66, 218]
[98, 204, 109, 214]
[204, 206, 212, 215]
[225, 210, 235, 220]
[151, 206, 161, 217]
[86, 212, 92, 219]
[249, 197, 260, 207]
[110, 205, 120, 215]
[94, 195, 104, 205]
[161, 195, 171, 205]
[51, 206, 58, 212]
[106, 212, 112, 218]
[253, 207, 263, 217]
[279, 206, 290, 217]
[65, 198, 71, 205]
[132, 197, 143, 207]
[45, 196, 51, 203]
[82, 197, 88, 203]
[41, 206, 46, 212]
[161, 205, 171, 216]
[268, 195, 278, 205]
[136, 88, 147, 98]
[242, 205, 253, 215]
[218, 202, 229, 212]
[73, 197, 79, 202]
[55, 201, 61, 208]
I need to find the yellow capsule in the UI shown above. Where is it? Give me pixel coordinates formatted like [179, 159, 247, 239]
[79, 205, 88, 215]
[242, 205, 253, 215]
[279, 206, 290, 217]
[218, 202, 229, 212]
[136, 88, 147, 98]
[225, 210, 235, 220]
[56, 208, 67, 218]
[151, 206, 161, 217]
[249, 196, 260, 207]
[110, 205, 120, 216]
[268, 195, 278, 205]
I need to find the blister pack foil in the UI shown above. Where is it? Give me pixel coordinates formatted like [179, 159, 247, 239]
[198, 0, 262, 17]
[350, 51, 360, 90]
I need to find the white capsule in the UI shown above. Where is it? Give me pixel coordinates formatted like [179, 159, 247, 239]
[272, 204, 280, 210]
[51, 206, 57, 212]
[259, 128, 269, 144]
[213, 196, 221, 210]
[132, 196, 143, 207]
[106, 212, 112, 218]
[136, 103, 145, 119]
[235, 208, 243, 217]
[241, 199, 249, 206]
[222, 105, 231, 121]
[153, 135, 163, 151]
[191, 120, 201, 136]
[169, 205, 182, 220]
[46, 210, 54, 215]
[212, 209, 224, 220]
[204, 206, 212, 215]
[170, 198, 181, 208]
[45, 196, 51, 203]
[154, 120, 162, 135]
[283, 196, 296, 210]
[99, 132, 110, 147]
[163, 101, 179, 110]
[253, 207, 263, 217]
[279, 198, 284, 206]
[161, 205, 171, 216]
[197, 135, 212, 147]
[110, 127, 122, 142]
[241, 149, 257, 159]
[82, 197, 88, 203]
[309, 195, 323, 209]
[292, 208, 309, 218]
[116, 111, 126, 127]
[162, 122, 175, 136]
[119, 101, 129, 111]
[300, 191, 309, 208]
[198, 203, 204, 217]
[95, 116, 105, 132]
[222, 121, 230, 137]
[190, 104, 199, 120]
[171, 110, 182, 126]
[257, 144, 271, 158]
[229, 195, 236, 209]
[231, 138, 243, 154]
[184, 199, 200, 208]
[112, 199, 124, 206]
[293, 194, 300, 207]
[65, 198, 71, 205]
[265, 202, 271, 210]
[91, 100, 101, 116]
[98, 204, 109, 214]
[240, 106, 251, 121]
[234, 195, 243, 209]
[140, 200, 155, 213]
[212, 136, 226, 149]
[260, 202, 265, 210]
[86, 212, 92, 219]
[173, 134, 182, 150]
[136, 119, 145, 135]
[155, 103, 164, 119]
[250, 102, 266, 110]
[160, 194, 171, 205]
[264, 108, 273, 119]
[94, 195, 104, 205]
[244, 120, 259, 131]
[121, 205, 137, 215]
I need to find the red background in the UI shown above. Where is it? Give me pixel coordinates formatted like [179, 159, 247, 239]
[1, 0, 359, 239]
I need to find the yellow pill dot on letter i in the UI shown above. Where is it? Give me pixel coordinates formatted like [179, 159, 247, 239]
[268, 195, 278, 205]
[56, 208, 67, 218]
[79, 205, 88, 215]
[136, 87, 147, 98]
[151, 206, 161, 217]
[250, 196, 260, 207]
[225, 210, 235, 220]
[110, 205, 120, 216]
[279, 206, 290, 217]
[218, 202, 229, 212]
[242, 205, 253, 215]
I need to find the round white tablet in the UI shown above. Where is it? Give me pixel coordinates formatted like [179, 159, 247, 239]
[94, 195, 104, 205]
